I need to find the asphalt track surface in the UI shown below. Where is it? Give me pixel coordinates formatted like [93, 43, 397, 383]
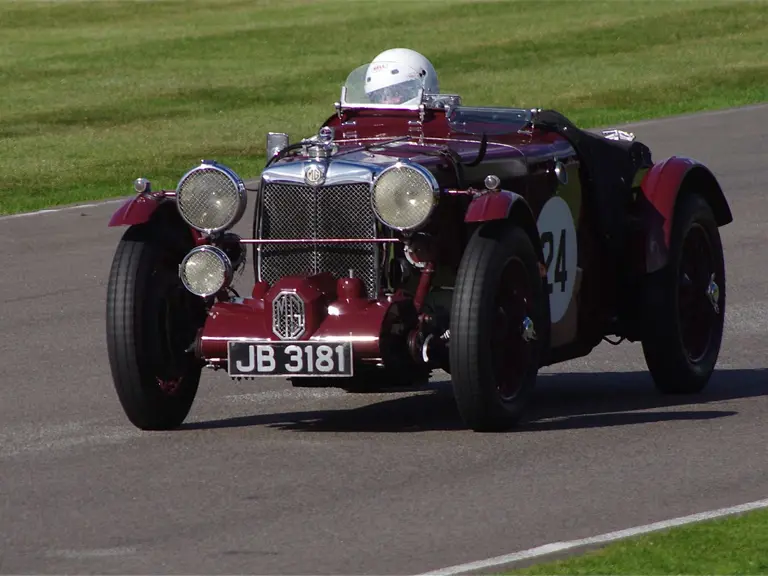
[1, 104, 767, 575]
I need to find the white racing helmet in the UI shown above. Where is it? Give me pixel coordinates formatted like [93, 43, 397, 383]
[364, 48, 439, 105]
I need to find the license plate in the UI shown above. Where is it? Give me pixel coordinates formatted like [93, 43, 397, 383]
[227, 341, 354, 377]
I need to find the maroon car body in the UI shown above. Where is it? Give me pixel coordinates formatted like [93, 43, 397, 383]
[106, 83, 732, 432]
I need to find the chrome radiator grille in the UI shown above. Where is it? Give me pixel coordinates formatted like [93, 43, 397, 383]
[257, 182, 379, 297]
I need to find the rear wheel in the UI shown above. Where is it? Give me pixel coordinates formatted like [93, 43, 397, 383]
[641, 192, 726, 393]
[449, 224, 546, 432]
[106, 220, 207, 430]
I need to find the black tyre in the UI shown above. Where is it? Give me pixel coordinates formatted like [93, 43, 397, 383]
[449, 223, 546, 432]
[106, 220, 207, 430]
[641, 192, 726, 394]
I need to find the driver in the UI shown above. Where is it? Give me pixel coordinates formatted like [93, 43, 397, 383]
[363, 48, 440, 105]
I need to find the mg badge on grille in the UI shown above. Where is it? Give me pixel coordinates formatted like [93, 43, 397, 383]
[304, 163, 326, 187]
[272, 291, 306, 340]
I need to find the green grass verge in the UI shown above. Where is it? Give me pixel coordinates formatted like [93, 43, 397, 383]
[505, 507, 768, 575]
[1, 0, 767, 214]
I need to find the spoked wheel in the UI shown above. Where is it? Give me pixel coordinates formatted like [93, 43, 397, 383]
[106, 221, 207, 430]
[450, 224, 546, 432]
[641, 192, 726, 393]
[493, 258, 538, 402]
[679, 224, 720, 362]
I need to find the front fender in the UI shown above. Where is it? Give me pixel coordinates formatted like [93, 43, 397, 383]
[463, 188, 550, 356]
[108, 193, 172, 227]
[464, 189, 543, 264]
[464, 189, 524, 223]
[639, 156, 732, 273]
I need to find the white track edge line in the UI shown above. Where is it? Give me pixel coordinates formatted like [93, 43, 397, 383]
[3, 102, 766, 221]
[0, 197, 129, 221]
[415, 498, 768, 576]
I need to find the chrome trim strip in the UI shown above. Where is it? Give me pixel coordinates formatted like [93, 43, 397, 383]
[261, 161, 377, 187]
[321, 135, 523, 150]
[309, 335, 379, 343]
[203, 335, 378, 343]
[202, 336, 274, 342]
[241, 238, 400, 244]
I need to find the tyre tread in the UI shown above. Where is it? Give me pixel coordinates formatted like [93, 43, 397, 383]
[450, 224, 543, 431]
[641, 192, 725, 394]
[106, 224, 200, 430]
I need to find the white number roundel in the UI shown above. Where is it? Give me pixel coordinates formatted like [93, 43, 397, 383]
[536, 196, 578, 324]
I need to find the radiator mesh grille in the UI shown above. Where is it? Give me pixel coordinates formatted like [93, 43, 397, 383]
[258, 182, 378, 297]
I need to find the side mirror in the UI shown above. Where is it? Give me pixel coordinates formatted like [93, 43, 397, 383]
[266, 132, 289, 158]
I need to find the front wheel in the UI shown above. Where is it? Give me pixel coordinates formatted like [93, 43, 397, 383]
[641, 192, 726, 394]
[106, 221, 207, 430]
[449, 224, 546, 432]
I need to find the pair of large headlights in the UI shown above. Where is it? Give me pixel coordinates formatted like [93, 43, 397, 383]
[174, 160, 440, 298]
[176, 161, 245, 298]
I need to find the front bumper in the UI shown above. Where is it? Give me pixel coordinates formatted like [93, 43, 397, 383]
[195, 272, 418, 376]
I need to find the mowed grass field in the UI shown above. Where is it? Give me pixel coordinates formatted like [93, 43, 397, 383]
[506, 507, 768, 575]
[1, 0, 767, 215]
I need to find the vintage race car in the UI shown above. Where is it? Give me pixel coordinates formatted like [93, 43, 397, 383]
[105, 56, 732, 432]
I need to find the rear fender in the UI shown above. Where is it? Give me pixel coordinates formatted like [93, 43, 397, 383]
[639, 156, 732, 273]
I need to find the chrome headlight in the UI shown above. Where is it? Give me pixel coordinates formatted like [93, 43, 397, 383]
[176, 161, 247, 234]
[179, 245, 233, 298]
[372, 162, 439, 231]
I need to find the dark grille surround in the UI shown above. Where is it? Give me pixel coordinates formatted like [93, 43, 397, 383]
[257, 182, 379, 297]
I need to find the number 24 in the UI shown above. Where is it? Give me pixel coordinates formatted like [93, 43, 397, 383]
[540, 229, 568, 294]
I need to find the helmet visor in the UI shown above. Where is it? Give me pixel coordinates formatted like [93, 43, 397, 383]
[366, 78, 424, 105]
[341, 63, 426, 108]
